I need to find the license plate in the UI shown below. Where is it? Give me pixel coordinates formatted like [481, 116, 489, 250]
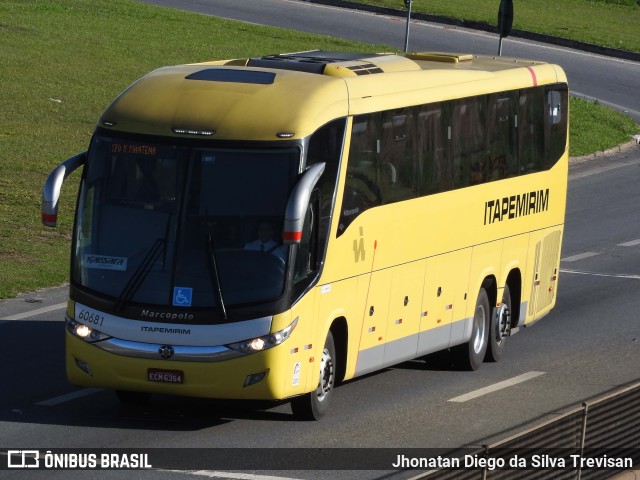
[147, 368, 184, 384]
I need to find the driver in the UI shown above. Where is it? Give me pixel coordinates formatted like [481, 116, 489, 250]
[244, 221, 287, 260]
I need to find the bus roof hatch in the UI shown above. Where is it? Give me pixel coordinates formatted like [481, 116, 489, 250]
[246, 51, 391, 76]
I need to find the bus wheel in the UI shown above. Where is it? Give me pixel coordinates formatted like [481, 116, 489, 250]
[115, 390, 151, 406]
[454, 287, 489, 370]
[486, 285, 511, 362]
[290, 331, 335, 420]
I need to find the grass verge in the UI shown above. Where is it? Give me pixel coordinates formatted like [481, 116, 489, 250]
[0, 0, 387, 298]
[0, 0, 637, 298]
[570, 97, 638, 157]
[345, 0, 640, 53]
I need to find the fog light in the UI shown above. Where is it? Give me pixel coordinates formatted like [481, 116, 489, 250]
[75, 358, 93, 376]
[244, 371, 267, 387]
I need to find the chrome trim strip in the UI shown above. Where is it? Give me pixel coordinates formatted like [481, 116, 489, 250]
[95, 337, 244, 362]
[73, 302, 272, 346]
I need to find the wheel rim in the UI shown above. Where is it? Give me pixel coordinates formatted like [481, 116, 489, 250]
[494, 303, 511, 345]
[316, 346, 334, 402]
[472, 303, 487, 354]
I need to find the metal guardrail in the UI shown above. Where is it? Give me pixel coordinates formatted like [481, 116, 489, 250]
[422, 381, 640, 479]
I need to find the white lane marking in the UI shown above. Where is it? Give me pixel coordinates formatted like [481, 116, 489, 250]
[0, 302, 67, 321]
[36, 388, 102, 406]
[618, 239, 640, 247]
[560, 269, 640, 280]
[561, 252, 599, 262]
[448, 371, 546, 403]
[164, 470, 302, 480]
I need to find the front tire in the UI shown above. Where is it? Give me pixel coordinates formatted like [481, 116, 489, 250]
[291, 331, 335, 420]
[453, 287, 490, 370]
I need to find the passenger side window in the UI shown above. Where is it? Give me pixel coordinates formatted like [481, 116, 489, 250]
[379, 109, 417, 204]
[518, 88, 545, 173]
[338, 115, 381, 236]
[416, 103, 450, 195]
[451, 96, 485, 188]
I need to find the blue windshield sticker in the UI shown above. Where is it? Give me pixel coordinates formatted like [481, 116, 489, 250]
[173, 287, 193, 307]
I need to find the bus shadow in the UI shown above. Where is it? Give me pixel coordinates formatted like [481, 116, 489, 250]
[111, 395, 296, 427]
[6, 389, 299, 432]
[0, 318, 474, 433]
[394, 350, 473, 372]
[0, 319, 301, 434]
[334, 349, 471, 394]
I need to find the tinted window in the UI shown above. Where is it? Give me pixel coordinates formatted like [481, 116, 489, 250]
[337, 84, 568, 236]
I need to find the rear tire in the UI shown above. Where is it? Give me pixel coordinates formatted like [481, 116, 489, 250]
[453, 287, 490, 370]
[291, 331, 335, 420]
[486, 285, 512, 362]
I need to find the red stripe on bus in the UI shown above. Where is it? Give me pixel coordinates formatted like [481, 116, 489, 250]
[42, 213, 57, 223]
[527, 67, 538, 86]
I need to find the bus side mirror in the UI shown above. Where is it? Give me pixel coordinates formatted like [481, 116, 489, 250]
[283, 162, 325, 244]
[41, 152, 86, 227]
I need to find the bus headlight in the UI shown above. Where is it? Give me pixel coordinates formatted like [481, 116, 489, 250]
[66, 317, 111, 343]
[76, 324, 91, 338]
[227, 317, 298, 354]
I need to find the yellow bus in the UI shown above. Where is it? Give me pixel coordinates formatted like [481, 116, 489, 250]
[42, 50, 568, 419]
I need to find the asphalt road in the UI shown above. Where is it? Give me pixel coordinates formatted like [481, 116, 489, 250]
[136, 0, 640, 122]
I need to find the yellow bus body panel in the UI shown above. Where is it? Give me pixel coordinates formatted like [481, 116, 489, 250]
[100, 65, 349, 140]
[66, 311, 319, 401]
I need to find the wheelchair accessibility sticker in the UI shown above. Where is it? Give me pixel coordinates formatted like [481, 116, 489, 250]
[173, 287, 193, 307]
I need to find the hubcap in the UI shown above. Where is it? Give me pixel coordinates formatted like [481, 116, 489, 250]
[316, 347, 334, 402]
[495, 303, 511, 345]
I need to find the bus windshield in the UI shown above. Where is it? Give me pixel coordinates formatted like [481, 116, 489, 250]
[73, 134, 300, 312]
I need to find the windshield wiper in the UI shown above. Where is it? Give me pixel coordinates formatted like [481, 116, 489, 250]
[206, 232, 228, 321]
[114, 214, 172, 312]
[115, 238, 165, 312]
